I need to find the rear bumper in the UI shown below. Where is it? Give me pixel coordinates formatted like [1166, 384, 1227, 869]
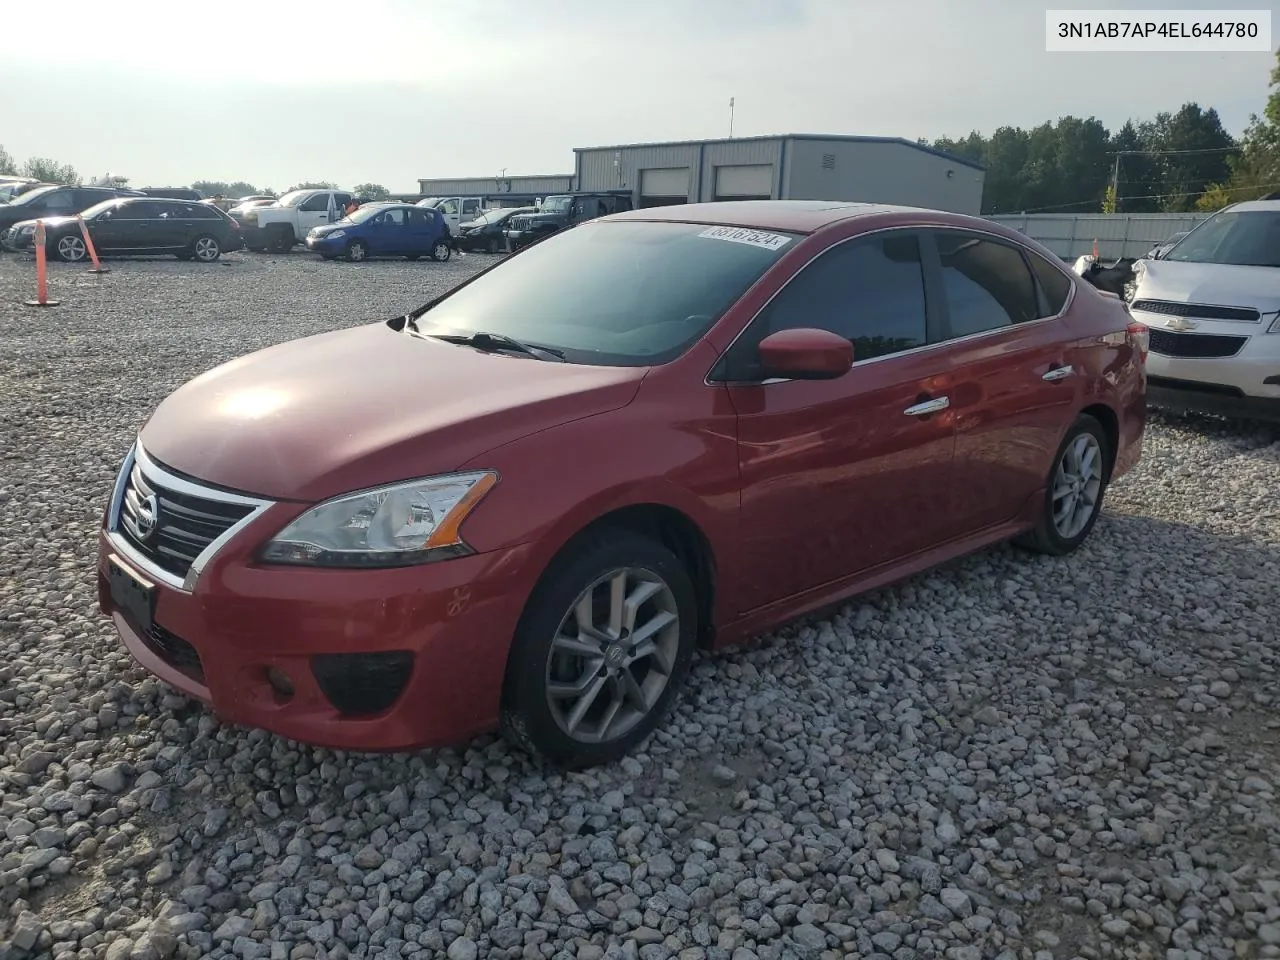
[1147, 376, 1280, 423]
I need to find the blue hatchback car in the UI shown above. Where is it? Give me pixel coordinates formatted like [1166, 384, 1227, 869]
[305, 203, 452, 262]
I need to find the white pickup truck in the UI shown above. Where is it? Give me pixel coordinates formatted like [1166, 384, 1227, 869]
[415, 196, 488, 235]
[236, 188, 353, 253]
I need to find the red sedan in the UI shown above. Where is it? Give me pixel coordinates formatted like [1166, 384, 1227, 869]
[98, 201, 1147, 768]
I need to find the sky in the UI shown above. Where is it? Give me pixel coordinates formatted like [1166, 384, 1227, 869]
[2, 0, 1277, 192]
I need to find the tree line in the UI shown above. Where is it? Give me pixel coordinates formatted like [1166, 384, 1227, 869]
[0, 149, 392, 202]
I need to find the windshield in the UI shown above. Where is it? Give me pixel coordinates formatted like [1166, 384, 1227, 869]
[539, 196, 572, 214]
[413, 220, 796, 366]
[1165, 211, 1280, 267]
[339, 205, 394, 224]
[7, 185, 57, 206]
[275, 190, 310, 208]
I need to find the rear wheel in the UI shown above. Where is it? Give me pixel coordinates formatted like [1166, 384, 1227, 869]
[266, 225, 293, 253]
[430, 239, 451, 262]
[345, 239, 368, 262]
[1016, 414, 1111, 555]
[192, 235, 221, 262]
[500, 529, 696, 769]
[55, 234, 87, 263]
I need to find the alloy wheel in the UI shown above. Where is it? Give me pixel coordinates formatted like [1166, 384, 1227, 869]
[348, 241, 367, 262]
[544, 567, 680, 744]
[1052, 433, 1103, 539]
[57, 236, 86, 262]
[194, 237, 220, 262]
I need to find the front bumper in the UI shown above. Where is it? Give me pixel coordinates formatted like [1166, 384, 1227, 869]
[1132, 312, 1280, 409]
[1146, 377, 1280, 423]
[97, 452, 536, 751]
[1, 226, 32, 251]
[304, 235, 346, 256]
[237, 223, 267, 249]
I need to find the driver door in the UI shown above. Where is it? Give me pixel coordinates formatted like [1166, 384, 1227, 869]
[296, 193, 334, 234]
[716, 231, 957, 613]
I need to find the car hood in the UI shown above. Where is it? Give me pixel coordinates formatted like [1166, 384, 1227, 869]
[1134, 258, 1280, 313]
[138, 322, 646, 502]
[5, 215, 76, 231]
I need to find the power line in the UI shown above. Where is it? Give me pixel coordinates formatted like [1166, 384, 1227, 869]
[1109, 147, 1240, 156]
[995, 180, 1280, 215]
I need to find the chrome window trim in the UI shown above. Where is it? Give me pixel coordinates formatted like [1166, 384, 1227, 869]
[705, 221, 1075, 387]
[105, 441, 275, 593]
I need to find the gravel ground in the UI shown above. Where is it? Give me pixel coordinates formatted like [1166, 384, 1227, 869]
[1, 250, 1279, 960]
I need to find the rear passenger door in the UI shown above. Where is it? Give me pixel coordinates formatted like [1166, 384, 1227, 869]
[162, 202, 205, 250]
[924, 230, 1082, 537]
[372, 207, 408, 255]
[406, 207, 437, 252]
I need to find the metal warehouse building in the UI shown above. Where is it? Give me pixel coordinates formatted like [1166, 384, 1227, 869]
[413, 173, 574, 206]
[574, 135, 985, 214]
[416, 134, 985, 214]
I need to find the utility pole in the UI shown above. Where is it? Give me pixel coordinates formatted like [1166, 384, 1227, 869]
[729, 97, 735, 138]
[1109, 153, 1121, 213]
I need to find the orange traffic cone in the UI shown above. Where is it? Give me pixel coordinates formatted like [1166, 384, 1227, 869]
[1092, 238, 1099, 258]
[25, 221, 61, 308]
[78, 215, 109, 274]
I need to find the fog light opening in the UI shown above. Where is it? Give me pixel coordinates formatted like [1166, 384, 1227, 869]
[266, 666, 295, 700]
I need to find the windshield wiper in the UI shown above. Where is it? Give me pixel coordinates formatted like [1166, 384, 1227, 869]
[424, 330, 566, 362]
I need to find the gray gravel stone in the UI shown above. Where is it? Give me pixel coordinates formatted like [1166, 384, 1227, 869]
[1, 256, 1278, 960]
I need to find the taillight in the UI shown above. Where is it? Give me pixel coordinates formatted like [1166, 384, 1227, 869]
[1127, 321, 1149, 362]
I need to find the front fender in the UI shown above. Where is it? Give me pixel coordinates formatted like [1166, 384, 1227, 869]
[456, 343, 744, 625]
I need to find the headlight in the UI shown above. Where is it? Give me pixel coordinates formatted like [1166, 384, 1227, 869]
[1268, 314, 1280, 333]
[261, 471, 498, 567]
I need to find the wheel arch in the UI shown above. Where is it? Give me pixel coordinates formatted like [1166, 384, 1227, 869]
[511, 498, 719, 654]
[1079, 402, 1119, 478]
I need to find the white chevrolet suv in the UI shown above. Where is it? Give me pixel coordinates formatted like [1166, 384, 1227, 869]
[1127, 200, 1280, 421]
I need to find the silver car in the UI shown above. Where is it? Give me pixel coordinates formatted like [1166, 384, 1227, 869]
[1127, 200, 1280, 421]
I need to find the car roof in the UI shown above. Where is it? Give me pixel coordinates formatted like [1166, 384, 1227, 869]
[602, 199, 989, 235]
[1225, 200, 1280, 213]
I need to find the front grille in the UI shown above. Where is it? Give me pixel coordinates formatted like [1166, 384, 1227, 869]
[1148, 329, 1247, 359]
[1132, 299, 1260, 323]
[143, 624, 205, 683]
[118, 458, 255, 580]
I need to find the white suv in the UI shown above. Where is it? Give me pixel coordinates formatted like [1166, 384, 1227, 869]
[1127, 199, 1280, 422]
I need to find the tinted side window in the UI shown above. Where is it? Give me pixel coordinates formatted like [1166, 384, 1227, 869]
[382, 208, 406, 226]
[407, 208, 431, 226]
[1027, 251, 1072, 316]
[120, 201, 164, 220]
[335, 193, 352, 207]
[189, 204, 222, 219]
[439, 199, 459, 216]
[462, 199, 480, 216]
[299, 193, 330, 212]
[743, 234, 928, 373]
[935, 232, 1040, 338]
[42, 190, 76, 213]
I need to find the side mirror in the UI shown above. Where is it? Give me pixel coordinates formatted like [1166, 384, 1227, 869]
[757, 328, 853, 380]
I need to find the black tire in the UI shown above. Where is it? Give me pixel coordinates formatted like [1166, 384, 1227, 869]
[345, 239, 368, 263]
[500, 528, 697, 769]
[266, 225, 293, 253]
[1015, 414, 1111, 556]
[430, 239, 451, 262]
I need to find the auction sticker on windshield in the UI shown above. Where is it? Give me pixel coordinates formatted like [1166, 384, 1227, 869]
[698, 226, 792, 251]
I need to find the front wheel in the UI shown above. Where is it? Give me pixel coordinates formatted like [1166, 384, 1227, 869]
[345, 239, 368, 262]
[55, 234, 87, 263]
[430, 239, 451, 262]
[192, 235, 221, 262]
[1015, 414, 1111, 556]
[500, 529, 696, 769]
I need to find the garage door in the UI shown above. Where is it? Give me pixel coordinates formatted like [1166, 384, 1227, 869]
[714, 164, 774, 201]
[639, 167, 689, 208]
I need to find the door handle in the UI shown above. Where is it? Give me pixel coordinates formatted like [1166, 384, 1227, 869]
[904, 396, 950, 416]
[1042, 364, 1074, 382]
